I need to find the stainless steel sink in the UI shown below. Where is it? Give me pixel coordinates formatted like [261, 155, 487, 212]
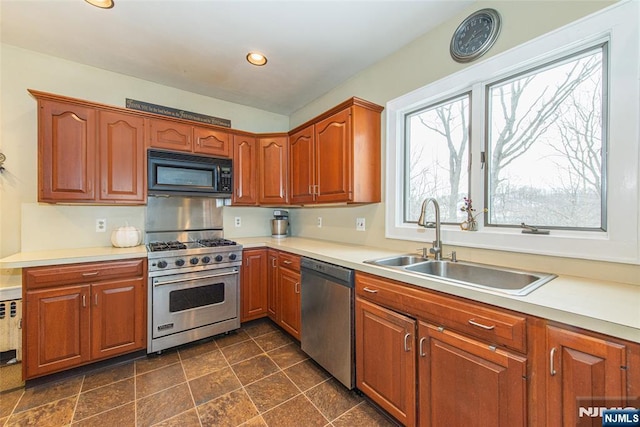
[364, 255, 556, 296]
[364, 254, 429, 267]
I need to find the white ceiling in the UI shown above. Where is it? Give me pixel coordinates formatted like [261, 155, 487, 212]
[1, 0, 474, 115]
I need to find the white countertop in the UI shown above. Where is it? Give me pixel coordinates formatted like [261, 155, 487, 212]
[2, 237, 639, 343]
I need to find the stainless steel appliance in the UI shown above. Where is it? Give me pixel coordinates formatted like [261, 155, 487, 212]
[300, 257, 355, 389]
[271, 209, 289, 238]
[146, 196, 241, 353]
[147, 149, 233, 197]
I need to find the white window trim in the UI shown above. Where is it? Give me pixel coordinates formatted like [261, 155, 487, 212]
[386, 0, 640, 265]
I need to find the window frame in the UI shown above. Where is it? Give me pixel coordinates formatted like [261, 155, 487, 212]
[385, 1, 639, 264]
[483, 43, 608, 232]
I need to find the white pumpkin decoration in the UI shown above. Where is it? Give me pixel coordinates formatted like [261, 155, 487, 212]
[111, 225, 142, 248]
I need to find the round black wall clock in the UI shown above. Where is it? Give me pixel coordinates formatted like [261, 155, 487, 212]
[450, 8, 501, 63]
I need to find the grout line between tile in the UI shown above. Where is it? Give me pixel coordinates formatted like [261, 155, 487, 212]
[178, 349, 204, 427]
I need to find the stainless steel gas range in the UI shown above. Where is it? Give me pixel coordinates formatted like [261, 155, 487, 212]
[146, 196, 242, 353]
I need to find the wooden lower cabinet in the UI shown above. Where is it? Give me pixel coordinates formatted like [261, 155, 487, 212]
[418, 321, 527, 427]
[25, 285, 92, 378]
[267, 249, 279, 320]
[23, 259, 147, 379]
[356, 298, 416, 426]
[278, 267, 301, 340]
[545, 325, 633, 426]
[91, 278, 146, 360]
[240, 249, 268, 322]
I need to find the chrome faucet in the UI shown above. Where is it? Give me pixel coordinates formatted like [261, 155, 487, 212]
[417, 198, 443, 260]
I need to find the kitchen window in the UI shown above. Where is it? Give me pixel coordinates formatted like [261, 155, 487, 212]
[405, 93, 470, 225]
[386, 1, 639, 264]
[486, 46, 606, 231]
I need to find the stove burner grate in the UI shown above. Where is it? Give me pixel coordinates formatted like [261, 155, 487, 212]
[148, 241, 188, 252]
[197, 238, 237, 247]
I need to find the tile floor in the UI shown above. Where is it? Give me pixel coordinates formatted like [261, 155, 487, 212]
[0, 319, 398, 427]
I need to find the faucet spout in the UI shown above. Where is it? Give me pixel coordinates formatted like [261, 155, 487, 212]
[418, 198, 442, 260]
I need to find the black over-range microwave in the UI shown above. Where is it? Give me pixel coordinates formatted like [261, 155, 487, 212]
[148, 149, 232, 197]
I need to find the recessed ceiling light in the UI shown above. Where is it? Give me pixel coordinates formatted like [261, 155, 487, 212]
[84, 0, 114, 9]
[246, 52, 267, 66]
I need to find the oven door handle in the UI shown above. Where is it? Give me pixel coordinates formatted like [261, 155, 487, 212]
[153, 270, 238, 287]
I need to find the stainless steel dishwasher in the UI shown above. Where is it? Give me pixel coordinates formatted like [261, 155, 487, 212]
[300, 257, 355, 389]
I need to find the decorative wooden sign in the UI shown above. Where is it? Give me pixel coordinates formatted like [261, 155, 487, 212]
[126, 98, 231, 128]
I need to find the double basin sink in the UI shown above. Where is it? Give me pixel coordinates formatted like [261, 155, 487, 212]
[364, 254, 556, 296]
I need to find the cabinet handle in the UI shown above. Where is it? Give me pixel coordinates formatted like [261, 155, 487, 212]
[363, 287, 378, 293]
[295, 282, 300, 294]
[419, 337, 427, 357]
[82, 271, 99, 277]
[468, 319, 495, 330]
[550, 347, 557, 376]
[94, 294, 98, 306]
[283, 260, 292, 265]
[309, 185, 313, 195]
[403, 333, 411, 352]
[315, 185, 320, 195]
[82, 294, 86, 308]
[272, 259, 277, 267]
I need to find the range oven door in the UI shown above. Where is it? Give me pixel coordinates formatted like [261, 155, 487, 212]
[151, 267, 239, 339]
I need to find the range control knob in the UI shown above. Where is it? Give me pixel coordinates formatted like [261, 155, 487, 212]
[157, 260, 168, 269]
[202, 256, 211, 264]
[190, 257, 199, 265]
[175, 259, 185, 267]
[215, 255, 224, 262]
[229, 253, 237, 261]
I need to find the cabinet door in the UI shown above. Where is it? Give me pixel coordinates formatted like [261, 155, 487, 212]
[194, 127, 230, 157]
[356, 298, 416, 426]
[314, 108, 352, 203]
[98, 111, 146, 203]
[278, 267, 301, 340]
[232, 134, 258, 205]
[241, 249, 268, 322]
[149, 119, 193, 152]
[25, 285, 91, 379]
[39, 100, 96, 202]
[91, 278, 146, 360]
[258, 136, 288, 205]
[546, 325, 628, 426]
[267, 250, 279, 321]
[289, 125, 315, 204]
[418, 321, 527, 427]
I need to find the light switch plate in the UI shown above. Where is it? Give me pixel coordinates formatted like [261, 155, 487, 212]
[356, 217, 366, 231]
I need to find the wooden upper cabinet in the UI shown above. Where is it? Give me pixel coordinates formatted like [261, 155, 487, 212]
[38, 100, 97, 202]
[194, 126, 230, 157]
[258, 135, 288, 205]
[232, 134, 258, 205]
[315, 108, 352, 203]
[149, 118, 193, 152]
[288, 98, 383, 205]
[98, 111, 146, 203]
[289, 125, 315, 204]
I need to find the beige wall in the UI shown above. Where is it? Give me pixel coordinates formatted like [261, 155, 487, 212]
[288, 0, 640, 285]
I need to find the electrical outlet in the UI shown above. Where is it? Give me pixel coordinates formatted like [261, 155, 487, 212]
[317, 217, 322, 228]
[234, 217, 241, 227]
[96, 218, 107, 233]
[356, 217, 366, 231]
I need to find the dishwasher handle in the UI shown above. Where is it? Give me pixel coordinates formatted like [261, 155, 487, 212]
[301, 257, 354, 287]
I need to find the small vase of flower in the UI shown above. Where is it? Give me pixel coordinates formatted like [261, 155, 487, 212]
[460, 197, 486, 231]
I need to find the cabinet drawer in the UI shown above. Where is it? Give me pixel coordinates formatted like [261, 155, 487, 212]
[24, 258, 146, 290]
[356, 271, 527, 353]
[355, 272, 405, 313]
[278, 252, 300, 271]
[404, 291, 527, 353]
